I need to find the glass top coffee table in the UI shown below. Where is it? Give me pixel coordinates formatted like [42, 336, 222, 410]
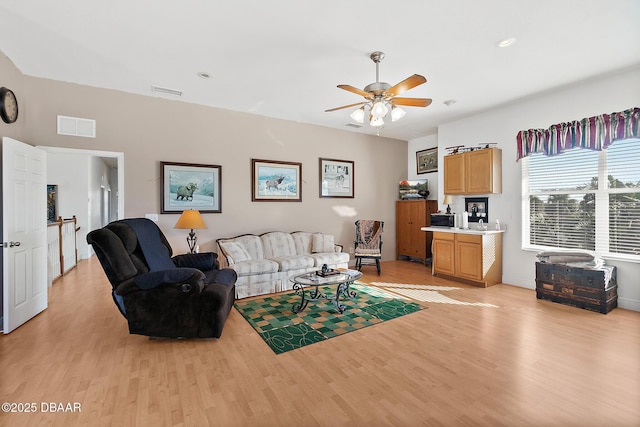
[290, 269, 363, 314]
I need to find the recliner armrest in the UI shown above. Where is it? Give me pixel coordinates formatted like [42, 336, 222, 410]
[172, 252, 219, 271]
[115, 268, 205, 296]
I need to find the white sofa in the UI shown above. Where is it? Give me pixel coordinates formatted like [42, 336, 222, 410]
[216, 231, 350, 299]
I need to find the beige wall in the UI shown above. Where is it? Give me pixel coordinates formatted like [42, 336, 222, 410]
[0, 51, 25, 140]
[0, 49, 408, 258]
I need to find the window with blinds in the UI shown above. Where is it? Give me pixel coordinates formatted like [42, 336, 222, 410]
[523, 138, 640, 259]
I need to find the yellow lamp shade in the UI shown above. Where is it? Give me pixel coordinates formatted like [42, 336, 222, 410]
[174, 210, 207, 229]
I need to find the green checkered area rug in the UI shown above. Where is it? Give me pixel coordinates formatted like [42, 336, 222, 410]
[234, 283, 425, 354]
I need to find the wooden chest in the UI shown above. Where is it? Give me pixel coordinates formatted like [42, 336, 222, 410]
[535, 262, 617, 314]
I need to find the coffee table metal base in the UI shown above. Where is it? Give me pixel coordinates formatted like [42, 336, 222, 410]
[292, 280, 357, 314]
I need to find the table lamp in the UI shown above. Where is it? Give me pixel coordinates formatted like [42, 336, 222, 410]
[443, 195, 453, 214]
[174, 210, 207, 253]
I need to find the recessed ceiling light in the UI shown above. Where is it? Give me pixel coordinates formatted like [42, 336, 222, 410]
[197, 71, 211, 79]
[497, 37, 517, 48]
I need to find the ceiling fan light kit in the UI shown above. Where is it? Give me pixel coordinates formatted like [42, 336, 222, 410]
[325, 51, 431, 130]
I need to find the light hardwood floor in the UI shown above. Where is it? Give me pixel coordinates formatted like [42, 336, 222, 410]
[1, 258, 639, 427]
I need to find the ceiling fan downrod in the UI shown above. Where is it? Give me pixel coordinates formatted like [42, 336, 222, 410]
[364, 51, 391, 95]
[370, 51, 385, 83]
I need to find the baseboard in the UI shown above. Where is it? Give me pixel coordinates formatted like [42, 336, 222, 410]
[618, 297, 640, 312]
[502, 273, 535, 290]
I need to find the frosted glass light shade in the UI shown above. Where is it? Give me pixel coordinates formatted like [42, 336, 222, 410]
[350, 106, 365, 123]
[371, 101, 388, 118]
[391, 106, 406, 121]
[370, 116, 384, 127]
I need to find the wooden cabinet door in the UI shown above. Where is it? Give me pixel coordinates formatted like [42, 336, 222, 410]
[466, 149, 492, 194]
[455, 241, 483, 281]
[396, 200, 426, 259]
[444, 154, 466, 194]
[433, 237, 455, 275]
[466, 148, 502, 194]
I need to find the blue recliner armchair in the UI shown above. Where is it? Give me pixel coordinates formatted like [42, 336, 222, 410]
[87, 218, 236, 338]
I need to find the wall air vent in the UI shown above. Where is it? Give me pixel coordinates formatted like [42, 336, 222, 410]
[151, 85, 183, 97]
[57, 115, 96, 138]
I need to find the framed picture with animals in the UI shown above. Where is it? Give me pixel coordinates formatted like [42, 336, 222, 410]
[416, 147, 438, 174]
[319, 158, 354, 198]
[161, 161, 222, 213]
[251, 159, 302, 202]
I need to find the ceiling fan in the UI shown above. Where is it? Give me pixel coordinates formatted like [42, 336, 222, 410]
[325, 51, 432, 127]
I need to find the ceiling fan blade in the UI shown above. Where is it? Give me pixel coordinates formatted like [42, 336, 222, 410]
[337, 85, 374, 99]
[324, 101, 367, 112]
[384, 74, 427, 97]
[391, 97, 433, 107]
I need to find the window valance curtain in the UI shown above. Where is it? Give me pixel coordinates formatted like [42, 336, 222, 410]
[516, 107, 639, 161]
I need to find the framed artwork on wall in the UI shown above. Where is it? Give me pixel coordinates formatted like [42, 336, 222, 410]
[47, 185, 57, 223]
[416, 147, 438, 174]
[319, 158, 354, 198]
[251, 159, 302, 202]
[161, 161, 222, 213]
[465, 197, 489, 223]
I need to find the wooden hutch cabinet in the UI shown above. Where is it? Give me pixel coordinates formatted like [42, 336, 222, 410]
[444, 148, 502, 194]
[396, 199, 438, 264]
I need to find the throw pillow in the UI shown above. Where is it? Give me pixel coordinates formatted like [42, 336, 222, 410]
[220, 241, 251, 263]
[312, 233, 335, 253]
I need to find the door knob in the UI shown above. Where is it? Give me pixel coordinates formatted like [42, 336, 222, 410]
[3, 241, 21, 248]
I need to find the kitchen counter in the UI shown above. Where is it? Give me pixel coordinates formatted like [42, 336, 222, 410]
[425, 226, 503, 287]
[421, 226, 504, 235]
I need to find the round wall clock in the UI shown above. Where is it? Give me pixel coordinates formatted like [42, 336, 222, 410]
[0, 87, 19, 124]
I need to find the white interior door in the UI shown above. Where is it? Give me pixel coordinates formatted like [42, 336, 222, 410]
[2, 137, 47, 333]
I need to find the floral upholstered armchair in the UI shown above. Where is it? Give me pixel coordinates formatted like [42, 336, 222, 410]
[354, 220, 384, 275]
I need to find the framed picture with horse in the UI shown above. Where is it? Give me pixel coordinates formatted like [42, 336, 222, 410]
[161, 161, 222, 213]
[319, 158, 354, 198]
[251, 159, 302, 202]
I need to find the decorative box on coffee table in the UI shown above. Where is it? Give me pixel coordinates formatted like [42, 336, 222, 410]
[535, 262, 617, 314]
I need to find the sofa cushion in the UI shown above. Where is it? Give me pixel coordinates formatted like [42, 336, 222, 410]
[312, 233, 335, 253]
[219, 241, 252, 263]
[261, 232, 297, 258]
[308, 252, 350, 267]
[292, 232, 313, 254]
[272, 255, 315, 272]
[232, 259, 279, 276]
[218, 235, 265, 260]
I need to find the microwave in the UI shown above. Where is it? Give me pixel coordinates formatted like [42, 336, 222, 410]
[430, 213, 454, 227]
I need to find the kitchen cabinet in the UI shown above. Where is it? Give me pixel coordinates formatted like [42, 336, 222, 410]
[396, 199, 438, 264]
[443, 148, 502, 194]
[432, 232, 455, 275]
[431, 230, 503, 287]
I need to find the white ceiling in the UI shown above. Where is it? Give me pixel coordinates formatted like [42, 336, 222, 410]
[1, 0, 639, 141]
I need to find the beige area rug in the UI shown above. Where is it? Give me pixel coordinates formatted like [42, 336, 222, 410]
[370, 282, 498, 307]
